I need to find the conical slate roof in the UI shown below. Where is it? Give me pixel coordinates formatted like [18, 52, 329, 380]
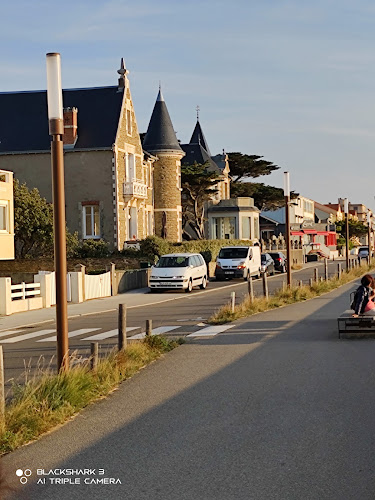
[143, 89, 182, 153]
[189, 120, 211, 156]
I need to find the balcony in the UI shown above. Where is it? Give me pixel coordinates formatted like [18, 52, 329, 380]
[123, 180, 148, 199]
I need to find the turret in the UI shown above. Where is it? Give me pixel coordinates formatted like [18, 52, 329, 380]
[143, 88, 185, 241]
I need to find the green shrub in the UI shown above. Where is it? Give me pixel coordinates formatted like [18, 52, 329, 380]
[139, 236, 172, 258]
[75, 239, 111, 258]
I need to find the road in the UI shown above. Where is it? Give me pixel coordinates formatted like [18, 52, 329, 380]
[3, 277, 374, 499]
[1, 259, 356, 386]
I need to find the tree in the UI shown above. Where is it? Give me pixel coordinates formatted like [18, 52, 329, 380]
[335, 219, 369, 241]
[227, 152, 279, 182]
[13, 180, 81, 258]
[181, 162, 221, 239]
[13, 180, 55, 258]
[230, 182, 299, 210]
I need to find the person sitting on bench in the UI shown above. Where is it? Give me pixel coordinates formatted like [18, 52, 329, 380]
[352, 274, 374, 318]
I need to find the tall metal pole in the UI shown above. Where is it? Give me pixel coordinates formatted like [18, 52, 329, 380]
[47, 53, 69, 371]
[284, 172, 292, 287]
[367, 210, 372, 260]
[344, 198, 349, 272]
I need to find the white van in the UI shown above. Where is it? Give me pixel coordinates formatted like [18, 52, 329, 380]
[149, 253, 208, 293]
[215, 246, 261, 281]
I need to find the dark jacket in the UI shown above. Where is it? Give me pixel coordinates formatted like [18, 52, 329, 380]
[354, 285, 372, 315]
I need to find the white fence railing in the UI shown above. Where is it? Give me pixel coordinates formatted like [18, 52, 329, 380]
[11, 282, 41, 300]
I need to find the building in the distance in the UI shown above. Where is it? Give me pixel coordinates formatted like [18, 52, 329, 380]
[0, 169, 14, 260]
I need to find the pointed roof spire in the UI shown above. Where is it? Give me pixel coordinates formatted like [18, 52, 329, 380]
[189, 112, 211, 155]
[157, 82, 164, 102]
[143, 87, 182, 154]
[117, 58, 129, 91]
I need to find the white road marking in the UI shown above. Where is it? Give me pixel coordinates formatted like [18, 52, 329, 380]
[1, 329, 56, 343]
[128, 325, 181, 340]
[187, 324, 235, 337]
[84, 327, 139, 341]
[0, 329, 26, 339]
[196, 322, 206, 327]
[36, 328, 101, 342]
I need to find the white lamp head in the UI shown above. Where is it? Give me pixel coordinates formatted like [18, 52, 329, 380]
[46, 53, 63, 125]
[283, 171, 290, 198]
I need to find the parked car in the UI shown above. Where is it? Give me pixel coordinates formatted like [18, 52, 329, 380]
[149, 253, 208, 293]
[357, 246, 369, 259]
[268, 251, 287, 273]
[260, 253, 275, 275]
[215, 245, 261, 281]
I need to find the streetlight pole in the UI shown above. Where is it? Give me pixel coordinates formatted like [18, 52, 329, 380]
[46, 53, 69, 371]
[344, 198, 349, 272]
[367, 210, 372, 259]
[284, 172, 292, 287]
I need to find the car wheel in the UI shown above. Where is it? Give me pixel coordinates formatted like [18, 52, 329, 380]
[185, 279, 193, 293]
[200, 276, 207, 289]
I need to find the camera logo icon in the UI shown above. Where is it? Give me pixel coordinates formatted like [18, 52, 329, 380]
[16, 469, 32, 484]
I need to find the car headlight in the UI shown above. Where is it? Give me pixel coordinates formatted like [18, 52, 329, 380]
[173, 276, 184, 279]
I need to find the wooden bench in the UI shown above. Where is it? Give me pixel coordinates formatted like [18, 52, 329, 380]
[338, 310, 375, 338]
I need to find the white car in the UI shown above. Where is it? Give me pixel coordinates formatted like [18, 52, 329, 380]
[149, 253, 208, 293]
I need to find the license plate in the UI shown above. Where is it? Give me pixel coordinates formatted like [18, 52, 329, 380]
[225, 271, 234, 274]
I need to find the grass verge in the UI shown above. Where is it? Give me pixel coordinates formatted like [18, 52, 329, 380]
[0, 335, 184, 455]
[209, 262, 374, 324]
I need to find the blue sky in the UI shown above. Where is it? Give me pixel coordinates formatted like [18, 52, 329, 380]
[2, 0, 375, 209]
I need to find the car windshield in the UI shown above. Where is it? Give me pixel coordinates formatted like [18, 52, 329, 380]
[219, 248, 248, 259]
[155, 256, 189, 268]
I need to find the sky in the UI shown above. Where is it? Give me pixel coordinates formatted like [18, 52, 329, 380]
[1, 0, 375, 210]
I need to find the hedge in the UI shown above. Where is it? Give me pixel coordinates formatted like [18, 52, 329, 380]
[137, 236, 254, 263]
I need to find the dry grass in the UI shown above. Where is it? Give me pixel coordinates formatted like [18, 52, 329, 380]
[0, 336, 183, 455]
[209, 262, 373, 324]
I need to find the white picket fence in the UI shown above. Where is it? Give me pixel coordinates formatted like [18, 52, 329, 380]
[11, 282, 41, 300]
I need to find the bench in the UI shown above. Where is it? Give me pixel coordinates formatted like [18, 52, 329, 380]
[338, 310, 375, 339]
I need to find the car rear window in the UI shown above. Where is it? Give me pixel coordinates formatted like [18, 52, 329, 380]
[219, 248, 248, 259]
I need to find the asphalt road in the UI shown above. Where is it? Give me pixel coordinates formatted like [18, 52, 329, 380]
[3, 277, 374, 500]
[1, 260, 356, 386]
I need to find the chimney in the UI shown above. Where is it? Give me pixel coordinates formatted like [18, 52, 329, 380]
[63, 107, 78, 146]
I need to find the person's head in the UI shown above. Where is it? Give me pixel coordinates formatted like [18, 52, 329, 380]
[361, 274, 374, 287]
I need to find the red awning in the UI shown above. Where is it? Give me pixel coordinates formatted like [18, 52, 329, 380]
[302, 229, 317, 234]
[291, 231, 304, 236]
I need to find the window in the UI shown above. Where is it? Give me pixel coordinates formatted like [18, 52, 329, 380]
[0, 203, 8, 232]
[128, 154, 135, 180]
[126, 109, 132, 135]
[83, 205, 100, 239]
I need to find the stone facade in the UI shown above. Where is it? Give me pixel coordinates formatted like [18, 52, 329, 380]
[114, 80, 154, 248]
[153, 153, 184, 242]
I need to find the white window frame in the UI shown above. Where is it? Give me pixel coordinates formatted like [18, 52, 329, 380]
[126, 109, 132, 136]
[82, 205, 100, 239]
[0, 201, 9, 233]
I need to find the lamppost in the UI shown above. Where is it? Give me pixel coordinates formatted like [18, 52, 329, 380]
[367, 210, 372, 259]
[344, 198, 349, 271]
[284, 172, 292, 287]
[46, 53, 69, 371]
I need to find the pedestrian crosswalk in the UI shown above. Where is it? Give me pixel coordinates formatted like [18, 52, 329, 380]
[0, 323, 236, 344]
